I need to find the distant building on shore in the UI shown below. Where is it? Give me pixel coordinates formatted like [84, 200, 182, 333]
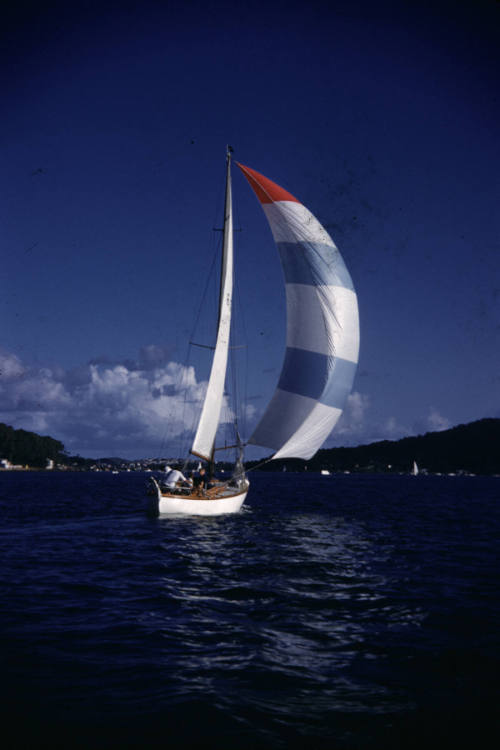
[1, 458, 25, 470]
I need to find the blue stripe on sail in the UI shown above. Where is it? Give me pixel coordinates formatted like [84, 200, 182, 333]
[278, 348, 357, 409]
[278, 348, 327, 401]
[277, 241, 354, 290]
[321, 356, 358, 409]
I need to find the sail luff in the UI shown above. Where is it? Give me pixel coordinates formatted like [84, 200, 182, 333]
[191, 152, 234, 461]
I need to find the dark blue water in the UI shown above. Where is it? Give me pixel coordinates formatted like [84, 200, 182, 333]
[0, 472, 498, 748]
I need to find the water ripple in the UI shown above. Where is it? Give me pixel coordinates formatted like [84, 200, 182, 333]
[0, 472, 499, 747]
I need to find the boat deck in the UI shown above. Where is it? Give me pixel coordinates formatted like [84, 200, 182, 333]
[159, 481, 249, 501]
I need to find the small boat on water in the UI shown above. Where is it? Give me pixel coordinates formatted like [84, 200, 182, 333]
[151, 148, 359, 515]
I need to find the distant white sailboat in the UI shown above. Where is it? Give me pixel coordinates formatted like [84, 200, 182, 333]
[151, 148, 359, 515]
[411, 460, 419, 476]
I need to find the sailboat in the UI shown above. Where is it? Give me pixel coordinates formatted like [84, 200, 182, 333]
[151, 148, 359, 515]
[411, 460, 419, 476]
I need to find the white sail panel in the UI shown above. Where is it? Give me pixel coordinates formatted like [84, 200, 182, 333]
[273, 399, 344, 460]
[248, 388, 343, 461]
[285, 283, 359, 361]
[262, 201, 333, 246]
[191, 160, 234, 461]
[237, 162, 359, 461]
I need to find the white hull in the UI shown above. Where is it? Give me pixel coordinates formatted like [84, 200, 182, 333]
[153, 480, 248, 516]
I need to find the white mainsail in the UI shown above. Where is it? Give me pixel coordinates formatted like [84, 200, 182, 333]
[191, 152, 234, 461]
[237, 163, 360, 461]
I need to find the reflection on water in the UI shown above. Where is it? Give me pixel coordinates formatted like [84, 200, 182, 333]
[0, 471, 498, 748]
[149, 503, 422, 725]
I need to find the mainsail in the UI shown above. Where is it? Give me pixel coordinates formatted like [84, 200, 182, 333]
[237, 163, 360, 461]
[191, 152, 234, 461]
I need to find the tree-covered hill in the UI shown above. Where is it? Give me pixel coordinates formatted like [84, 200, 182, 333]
[2, 417, 499, 474]
[0, 423, 65, 468]
[249, 418, 500, 475]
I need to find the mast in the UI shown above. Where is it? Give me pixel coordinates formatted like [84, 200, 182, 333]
[191, 147, 234, 462]
[218, 146, 233, 329]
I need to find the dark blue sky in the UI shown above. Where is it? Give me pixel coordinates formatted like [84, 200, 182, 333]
[1, 0, 499, 458]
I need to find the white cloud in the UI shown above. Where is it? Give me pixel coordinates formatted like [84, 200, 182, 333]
[427, 408, 451, 432]
[329, 391, 371, 445]
[382, 416, 411, 440]
[334, 395, 453, 446]
[0, 348, 456, 458]
[329, 392, 413, 446]
[0, 351, 25, 379]
[345, 391, 370, 424]
[0, 348, 236, 458]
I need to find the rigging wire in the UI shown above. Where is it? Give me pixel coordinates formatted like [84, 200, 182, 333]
[155, 166, 227, 462]
[176, 235, 219, 460]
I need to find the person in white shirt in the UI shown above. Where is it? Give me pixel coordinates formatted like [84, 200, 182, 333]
[164, 467, 191, 489]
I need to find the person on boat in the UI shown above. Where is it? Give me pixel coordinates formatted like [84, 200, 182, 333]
[192, 466, 209, 490]
[164, 467, 191, 490]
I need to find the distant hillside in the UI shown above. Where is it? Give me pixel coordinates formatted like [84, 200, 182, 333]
[0, 423, 65, 468]
[2, 418, 499, 474]
[249, 419, 500, 475]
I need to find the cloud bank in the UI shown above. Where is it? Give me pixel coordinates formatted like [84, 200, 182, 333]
[0, 347, 219, 458]
[329, 391, 452, 448]
[0, 347, 451, 459]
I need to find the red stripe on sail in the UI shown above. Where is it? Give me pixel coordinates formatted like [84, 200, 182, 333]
[236, 163, 299, 205]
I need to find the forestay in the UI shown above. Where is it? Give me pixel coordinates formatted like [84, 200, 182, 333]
[237, 163, 359, 461]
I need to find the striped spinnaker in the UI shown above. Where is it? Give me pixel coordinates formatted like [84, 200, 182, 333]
[237, 163, 359, 460]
